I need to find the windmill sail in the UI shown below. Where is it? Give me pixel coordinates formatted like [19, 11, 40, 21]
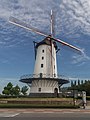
[9, 17, 48, 37]
[9, 17, 82, 53]
[51, 37, 82, 53]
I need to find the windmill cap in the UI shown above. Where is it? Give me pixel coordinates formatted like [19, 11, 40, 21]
[36, 36, 57, 50]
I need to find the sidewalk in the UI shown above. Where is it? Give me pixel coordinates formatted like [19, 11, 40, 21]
[85, 106, 90, 109]
[0, 108, 90, 113]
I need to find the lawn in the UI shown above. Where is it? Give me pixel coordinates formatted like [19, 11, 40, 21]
[0, 97, 79, 108]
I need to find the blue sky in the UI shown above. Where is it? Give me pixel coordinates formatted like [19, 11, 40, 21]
[0, 0, 90, 93]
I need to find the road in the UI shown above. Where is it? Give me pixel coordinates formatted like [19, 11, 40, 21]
[0, 109, 90, 120]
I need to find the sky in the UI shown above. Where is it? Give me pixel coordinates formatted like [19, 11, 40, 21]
[0, 0, 90, 93]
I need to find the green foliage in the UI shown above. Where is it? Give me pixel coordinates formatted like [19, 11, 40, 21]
[71, 81, 73, 87]
[69, 80, 90, 96]
[0, 103, 79, 108]
[78, 79, 80, 85]
[2, 82, 13, 95]
[21, 86, 28, 95]
[2, 82, 20, 96]
[11, 85, 20, 96]
[2, 89, 10, 95]
[7, 82, 13, 90]
[2, 82, 29, 96]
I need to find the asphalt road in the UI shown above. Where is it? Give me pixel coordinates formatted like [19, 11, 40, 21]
[16, 113, 90, 120]
[0, 109, 90, 120]
[0, 113, 90, 120]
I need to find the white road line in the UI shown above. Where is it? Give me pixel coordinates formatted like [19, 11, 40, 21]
[9, 113, 20, 117]
[0, 113, 20, 117]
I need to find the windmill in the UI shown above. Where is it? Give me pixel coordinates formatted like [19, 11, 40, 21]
[9, 10, 82, 97]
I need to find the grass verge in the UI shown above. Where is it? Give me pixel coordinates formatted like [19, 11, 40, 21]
[0, 103, 79, 109]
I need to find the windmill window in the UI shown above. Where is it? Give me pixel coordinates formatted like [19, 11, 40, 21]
[54, 74, 56, 77]
[40, 73, 43, 78]
[42, 56, 44, 60]
[54, 65, 55, 69]
[38, 88, 41, 92]
[42, 50, 44, 53]
[41, 64, 43, 68]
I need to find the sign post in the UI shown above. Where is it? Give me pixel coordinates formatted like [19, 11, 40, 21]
[82, 91, 86, 109]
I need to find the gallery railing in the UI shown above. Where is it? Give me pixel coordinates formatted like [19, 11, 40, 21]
[20, 73, 69, 80]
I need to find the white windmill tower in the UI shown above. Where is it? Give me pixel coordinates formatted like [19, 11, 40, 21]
[9, 10, 82, 97]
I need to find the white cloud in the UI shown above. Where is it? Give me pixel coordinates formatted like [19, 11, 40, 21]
[59, 0, 90, 36]
[72, 49, 90, 65]
[0, 0, 90, 36]
[0, 0, 90, 48]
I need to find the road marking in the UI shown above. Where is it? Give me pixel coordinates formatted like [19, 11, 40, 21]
[0, 113, 20, 117]
[9, 113, 20, 117]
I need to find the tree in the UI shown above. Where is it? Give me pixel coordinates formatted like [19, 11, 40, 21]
[7, 82, 13, 90]
[2, 82, 20, 96]
[2, 88, 10, 95]
[68, 80, 90, 96]
[21, 86, 28, 95]
[71, 80, 74, 87]
[81, 80, 84, 84]
[2, 82, 13, 95]
[74, 80, 77, 86]
[11, 85, 20, 96]
[78, 79, 80, 86]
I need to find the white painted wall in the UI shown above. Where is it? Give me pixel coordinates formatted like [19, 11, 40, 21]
[30, 80, 58, 93]
[30, 39, 59, 93]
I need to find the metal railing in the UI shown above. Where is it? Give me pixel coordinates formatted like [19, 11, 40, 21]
[20, 73, 69, 80]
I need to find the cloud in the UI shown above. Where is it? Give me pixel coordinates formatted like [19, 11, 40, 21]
[72, 49, 90, 65]
[0, 0, 89, 35]
[59, 0, 90, 36]
[0, 0, 90, 92]
[0, 0, 54, 48]
[0, 0, 90, 50]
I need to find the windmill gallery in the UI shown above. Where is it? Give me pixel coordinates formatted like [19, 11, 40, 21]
[9, 10, 82, 97]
